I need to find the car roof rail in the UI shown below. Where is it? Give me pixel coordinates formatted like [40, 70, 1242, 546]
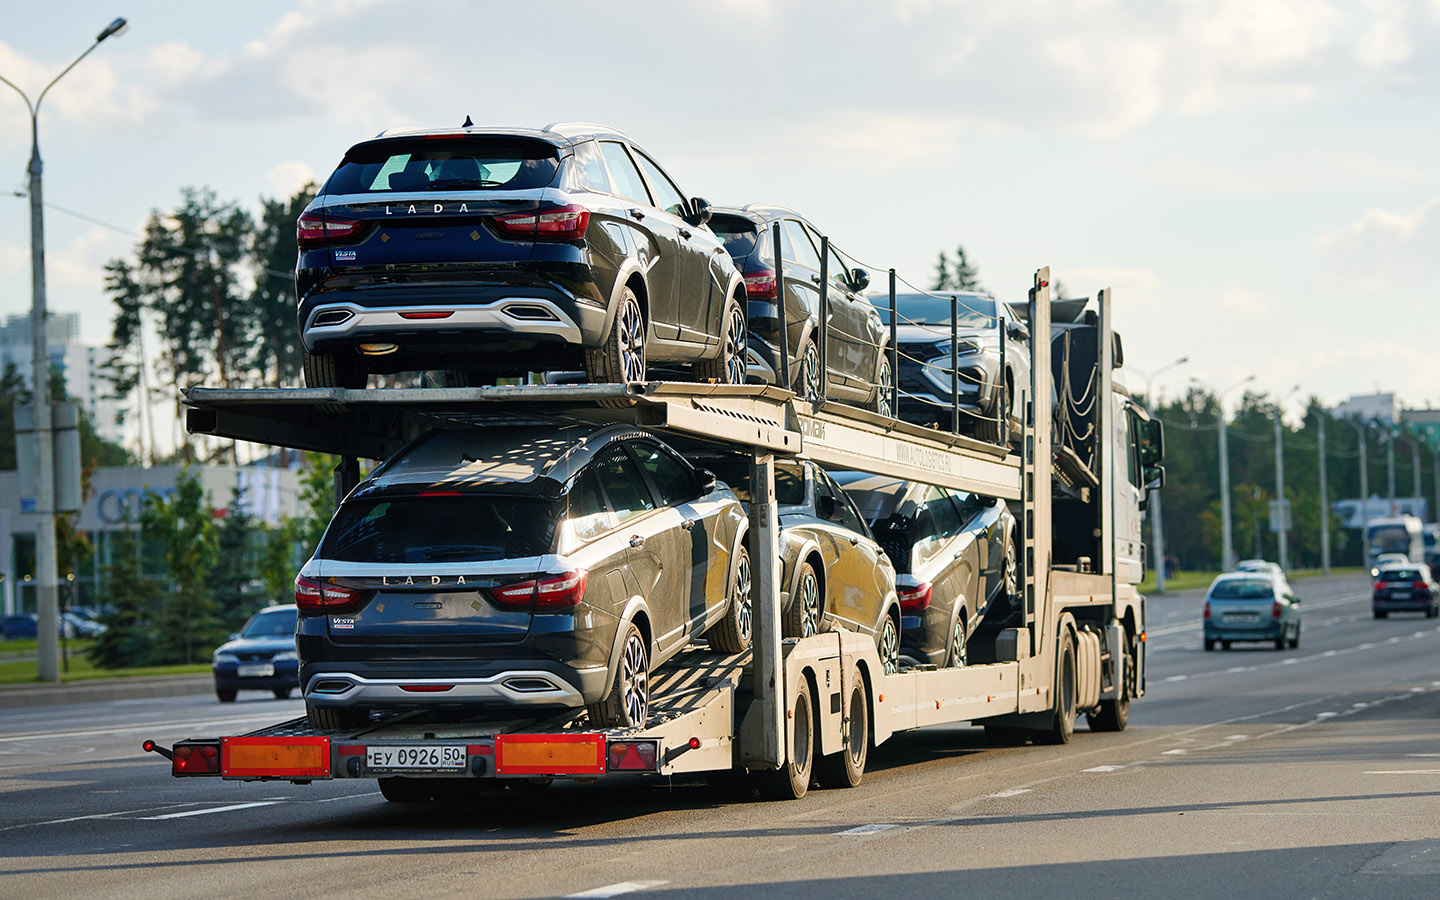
[741, 202, 802, 218]
[543, 122, 630, 140]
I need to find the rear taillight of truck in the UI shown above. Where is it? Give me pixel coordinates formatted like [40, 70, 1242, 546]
[296, 212, 365, 248]
[491, 204, 589, 241]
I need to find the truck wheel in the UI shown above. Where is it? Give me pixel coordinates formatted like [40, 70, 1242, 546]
[817, 666, 868, 789]
[306, 702, 370, 732]
[760, 676, 816, 800]
[784, 562, 823, 639]
[303, 349, 366, 389]
[1037, 629, 1076, 745]
[216, 688, 236, 703]
[694, 295, 747, 384]
[588, 623, 649, 728]
[1087, 630, 1134, 733]
[706, 546, 752, 653]
[378, 778, 432, 803]
[585, 286, 646, 391]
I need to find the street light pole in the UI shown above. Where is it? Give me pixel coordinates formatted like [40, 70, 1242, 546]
[1194, 374, 1254, 572]
[1274, 385, 1299, 571]
[0, 17, 128, 683]
[1385, 426, 1396, 514]
[1318, 413, 1330, 574]
[1134, 356, 1188, 593]
[1348, 418, 1370, 567]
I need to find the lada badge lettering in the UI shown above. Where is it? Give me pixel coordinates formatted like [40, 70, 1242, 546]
[385, 203, 472, 215]
[381, 574, 468, 586]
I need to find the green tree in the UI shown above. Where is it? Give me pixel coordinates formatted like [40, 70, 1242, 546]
[211, 484, 267, 630]
[930, 245, 982, 291]
[248, 185, 315, 387]
[931, 251, 950, 291]
[88, 534, 162, 669]
[141, 468, 222, 664]
[258, 516, 306, 600]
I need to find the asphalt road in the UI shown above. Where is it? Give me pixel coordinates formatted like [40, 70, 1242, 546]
[3, 572, 1439, 899]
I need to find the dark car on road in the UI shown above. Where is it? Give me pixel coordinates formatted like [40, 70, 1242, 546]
[297, 123, 746, 388]
[1372, 563, 1439, 618]
[877, 291, 1030, 443]
[1203, 571, 1301, 651]
[832, 473, 1016, 668]
[296, 424, 750, 731]
[212, 604, 300, 702]
[697, 456, 900, 673]
[708, 206, 892, 414]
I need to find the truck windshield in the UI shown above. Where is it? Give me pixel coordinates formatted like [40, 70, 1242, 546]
[321, 495, 557, 563]
[1209, 579, 1275, 599]
[1368, 526, 1413, 553]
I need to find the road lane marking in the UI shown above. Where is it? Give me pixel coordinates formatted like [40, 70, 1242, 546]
[1083, 765, 1125, 773]
[0, 714, 285, 743]
[836, 823, 900, 835]
[989, 788, 1031, 798]
[1162, 749, 1187, 755]
[566, 881, 668, 898]
[0, 805, 201, 832]
[1363, 770, 1440, 775]
[142, 801, 282, 820]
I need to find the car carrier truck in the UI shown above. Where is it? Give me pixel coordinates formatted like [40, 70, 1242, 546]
[143, 268, 1163, 801]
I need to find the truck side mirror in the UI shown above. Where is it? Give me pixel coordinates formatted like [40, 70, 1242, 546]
[1144, 464, 1165, 491]
[1140, 418, 1165, 467]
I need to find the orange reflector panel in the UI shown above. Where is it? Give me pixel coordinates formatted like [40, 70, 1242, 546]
[494, 733, 605, 775]
[222, 736, 331, 778]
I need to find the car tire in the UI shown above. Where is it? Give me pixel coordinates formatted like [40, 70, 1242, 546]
[306, 702, 370, 732]
[878, 611, 901, 676]
[869, 354, 894, 417]
[1374, 610, 1387, 619]
[791, 337, 822, 403]
[1427, 605, 1437, 619]
[585, 286, 646, 397]
[759, 675, 816, 800]
[1221, 641, 1232, 650]
[947, 613, 967, 668]
[273, 688, 292, 700]
[1088, 629, 1135, 733]
[378, 778, 432, 803]
[589, 622, 649, 729]
[216, 688, 237, 703]
[978, 372, 1009, 444]
[706, 546, 753, 654]
[694, 295, 747, 385]
[1274, 633, 1287, 651]
[816, 666, 868, 789]
[1204, 638, 1215, 652]
[303, 349, 366, 389]
[783, 561, 823, 639]
[441, 369, 496, 388]
[1037, 629, 1076, 745]
[1288, 625, 1300, 649]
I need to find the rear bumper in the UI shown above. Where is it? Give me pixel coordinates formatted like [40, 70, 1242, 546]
[1204, 621, 1285, 641]
[1373, 594, 1435, 612]
[301, 660, 610, 712]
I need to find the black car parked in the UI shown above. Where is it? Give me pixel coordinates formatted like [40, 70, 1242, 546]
[1372, 563, 1439, 618]
[297, 123, 746, 388]
[709, 206, 892, 413]
[296, 424, 750, 731]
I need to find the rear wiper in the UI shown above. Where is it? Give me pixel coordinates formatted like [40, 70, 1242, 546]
[421, 547, 494, 561]
[427, 178, 506, 190]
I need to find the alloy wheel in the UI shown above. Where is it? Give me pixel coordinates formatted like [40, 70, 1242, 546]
[799, 571, 821, 637]
[620, 631, 649, 725]
[875, 357, 894, 417]
[799, 343, 822, 401]
[725, 306, 747, 384]
[735, 550, 753, 643]
[880, 616, 900, 675]
[1004, 538, 1019, 599]
[618, 298, 646, 382]
[949, 618, 967, 668]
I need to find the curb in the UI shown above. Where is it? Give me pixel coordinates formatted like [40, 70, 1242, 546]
[0, 673, 214, 709]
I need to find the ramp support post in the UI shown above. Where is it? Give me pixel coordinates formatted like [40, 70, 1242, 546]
[743, 450, 786, 769]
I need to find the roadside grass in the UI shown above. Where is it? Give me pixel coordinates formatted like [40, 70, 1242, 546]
[1141, 566, 1363, 595]
[0, 652, 209, 685]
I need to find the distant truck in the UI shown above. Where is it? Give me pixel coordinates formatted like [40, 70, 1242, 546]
[1366, 515, 1424, 569]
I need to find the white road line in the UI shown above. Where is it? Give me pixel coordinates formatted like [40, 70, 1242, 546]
[0, 714, 284, 743]
[836, 823, 900, 835]
[1363, 770, 1440, 775]
[142, 801, 282, 820]
[1083, 765, 1126, 773]
[566, 881, 668, 898]
[988, 788, 1031, 798]
[1162, 749, 1187, 755]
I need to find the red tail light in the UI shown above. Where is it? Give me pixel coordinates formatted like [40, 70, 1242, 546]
[1373, 581, 1385, 592]
[295, 574, 363, 613]
[489, 571, 589, 609]
[1415, 581, 1429, 590]
[491, 204, 590, 240]
[172, 742, 221, 775]
[743, 269, 777, 300]
[897, 582, 932, 612]
[1271, 601, 1283, 618]
[297, 212, 365, 248]
[1203, 601, 1211, 619]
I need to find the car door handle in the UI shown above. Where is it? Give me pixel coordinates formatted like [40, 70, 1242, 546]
[629, 535, 646, 548]
[681, 520, 695, 531]
[629, 209, 645, 220]
[679, 228, 692, 239]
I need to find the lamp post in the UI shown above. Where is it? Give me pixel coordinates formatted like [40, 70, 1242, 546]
[1274, 385, 1299, 571]
[0, 16, 128, 683]
[1132, 356, 1188, 592]
[1347, 418, 1370, 567]
[1317, 410, 1330, 574]
[1193, 374, 1255, 572]
[1394, 428, 1421, 513]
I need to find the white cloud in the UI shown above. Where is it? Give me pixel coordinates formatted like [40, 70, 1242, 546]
[266, 160, 315, 198]
[1066, 266, 1163, 308]
[1218, 287, 1273, 317]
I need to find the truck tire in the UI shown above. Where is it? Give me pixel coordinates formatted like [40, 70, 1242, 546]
[694, 295, 747, 384]
[706, 546, 752, 653]
[760, 676, 816, 800]
[1087, 630, 1134, 733]
[588, 623, 649, 728]
[378, 777, 432, 803]
[1037, 629, 1076, 745]
[816, 666, 868, 789]
[306, 702, 369, 733]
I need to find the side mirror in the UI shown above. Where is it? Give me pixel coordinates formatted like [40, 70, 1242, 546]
[1292, 596, 1302, 604]
[982, 495, 1000, 508]
[1006, 321, 1030, 342]
[1141, 418, 1165, 467]
[1145, 464, 1166, 490]
[688, 197, 713, 227]
[229, 632, 240, 642]
[850, 268, 871, 291]
[816, 493, 837, 521]
[696, 468, 718, 496]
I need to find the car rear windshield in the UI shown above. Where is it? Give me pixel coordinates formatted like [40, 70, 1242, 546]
[241, 609, 297, 637]
[695, 457, 804, 506]
[1380, 569, 1423, 582]
[325, 138, 560, 194]
[1209, 579, 1275, 599]
[321, 495, 557, 563]
[709, 214, 767, 262]
[876, 294, 997, 328]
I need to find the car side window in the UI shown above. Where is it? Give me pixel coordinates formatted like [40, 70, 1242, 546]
[631, 151, 688, 219]
[572, 141, 613, 194]
[569, 468, 617, 542]
[594, 446, 655, 524]
[781, 219, 822, 271]
[630, 441, 697, 506]
[832, 479, 870, 536]
[915, 487, 963, 548]
[812, 475, 844, 526]
[825, 237, 851, 288]
[599, 142, 652, 206]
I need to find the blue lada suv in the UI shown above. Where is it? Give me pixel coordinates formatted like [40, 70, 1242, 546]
[296, 122, 747, 388]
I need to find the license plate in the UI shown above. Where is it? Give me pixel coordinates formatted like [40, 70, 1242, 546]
[1391, 591, 1411, 599]
[237, 663, 275, 677]
[1224, 612, 1259, 622]
[366, 745, 466, 771]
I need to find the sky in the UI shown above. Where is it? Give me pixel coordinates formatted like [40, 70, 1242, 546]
[1, 0, 1438, 451]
